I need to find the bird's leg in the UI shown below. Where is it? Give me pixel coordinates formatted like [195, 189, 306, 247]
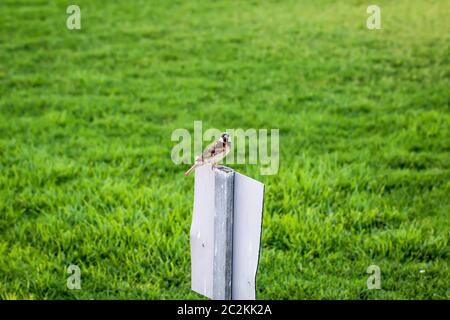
[211, 162, 217, 170]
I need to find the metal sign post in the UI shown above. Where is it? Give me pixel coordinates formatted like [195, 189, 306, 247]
[212, 167, 234, 300]
[190, 165, 264, 300]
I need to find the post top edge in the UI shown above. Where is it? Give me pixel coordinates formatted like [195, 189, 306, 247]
[214, 166, 234, 174]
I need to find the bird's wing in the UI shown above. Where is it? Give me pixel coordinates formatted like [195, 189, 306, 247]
[201, 140, 227, 160]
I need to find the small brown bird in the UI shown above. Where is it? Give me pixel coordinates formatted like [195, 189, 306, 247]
[184, 132, 231, 176]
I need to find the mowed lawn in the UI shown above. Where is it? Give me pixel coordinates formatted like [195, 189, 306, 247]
[0, 0, 449, 299]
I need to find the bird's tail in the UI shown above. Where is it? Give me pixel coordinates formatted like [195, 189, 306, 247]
[184, 163, 199, 176]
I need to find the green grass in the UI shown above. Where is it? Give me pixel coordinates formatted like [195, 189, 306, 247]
[0, 0, 449, 299]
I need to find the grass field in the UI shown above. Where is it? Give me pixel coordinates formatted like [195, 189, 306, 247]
[0, 0, 449, 299]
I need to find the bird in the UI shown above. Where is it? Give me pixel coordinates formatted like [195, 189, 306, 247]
[184, 132, 231, 176]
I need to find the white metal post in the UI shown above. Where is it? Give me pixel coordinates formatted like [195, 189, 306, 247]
[212, 167, 234, 300]
[190, 165, 264, 300]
